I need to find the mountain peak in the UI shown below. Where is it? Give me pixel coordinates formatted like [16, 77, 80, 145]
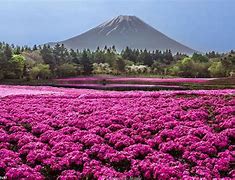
[53, 15, 196, 54]
[116, 15, 138, 20]
[97, 15, 147, 34]
[98, 15, 136, 28]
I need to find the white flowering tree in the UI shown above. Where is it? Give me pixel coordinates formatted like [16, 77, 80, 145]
[125, 64, 150, 74]
[92, 63, 112, 74]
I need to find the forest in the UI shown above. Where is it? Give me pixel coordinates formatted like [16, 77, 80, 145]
[0, 42, 235, 80]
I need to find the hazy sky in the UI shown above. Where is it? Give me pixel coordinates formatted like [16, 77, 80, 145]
[0, 0, 234, 52]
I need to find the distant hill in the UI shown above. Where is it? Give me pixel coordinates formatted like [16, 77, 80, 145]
[49, 15, 196, 54]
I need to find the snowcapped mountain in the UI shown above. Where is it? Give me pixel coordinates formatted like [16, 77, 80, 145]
[50, 15, 196, 54]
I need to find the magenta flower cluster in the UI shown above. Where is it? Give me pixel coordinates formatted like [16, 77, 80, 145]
[0, 88, 234, 179]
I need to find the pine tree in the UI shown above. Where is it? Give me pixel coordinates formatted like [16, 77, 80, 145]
[21, 46, 25, 52]
[112, 45, 116, 52]
[33, 45, 38, 51]
[15, 46, 21, 55]
[41, 44, 55, 71]
[81, 50, 93, 75]
[4, 44, 12, 60]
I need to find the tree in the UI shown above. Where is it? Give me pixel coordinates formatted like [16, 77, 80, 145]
[23, 64, 30, 81]
[115, 57, 126, 73]
[4, 44, 12, 60]
[125, 64, 149, 74]
[81, 50, 93, 75]
[15, 46, 21, 55]
[208, 61, 226, 77]
[111, 45, 116, 52]
[162, 49, 173, 64]
[121, 47, 138, 63]
[70, 49, 79, 64]
[152, 60, 168, 75]
[57, 63, 77, 77]
[8, 55, 25, 79]
[171, 56, 210, 77]
[174, 57, 195, 77]
[40, 45, 55, 71]
[0, 51, 7, 79]
[53, 44, 62, 65]
[192, 53, 208, 63]
[220, 57, 234, 76]
[138, 49, 153, 66]
[192, 61, 210, 77]
[104, 48, 118, 67]
[94, 50, 105, 64]
[104, 45, 107, 51]
[52, 44, 69, 65]
[30, 64, 51, 79]
[92, 63, 112, 74]
[0, 44, 12, 79]
[33, 45, 38, 51]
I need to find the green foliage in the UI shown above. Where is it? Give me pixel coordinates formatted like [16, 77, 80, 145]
[104, 48, 118, 67]
[4, 44, 13, 60]
[115, 57, 126, 73]
[170, 57, 210, 77]
[152, 61, 168, 75]
[121, 47, 139, 63]
[192, 53, 209, 63]
[53, 44, 70, 66]
[0, 71, 4, 80]
[138, 49, 153, 66]
[208, 61, 226, 77]
[0, 41, 235, 80]
[57, 63, 77, 77]
[33, 45, 38, 51]
[22, 51, 44, 64]
[0, 51, 7, 79]
[10, 54, 25, 65]
[192, 62, 210, 77]
[14, 46, 21, 55]
[8, 55, 25, 79]
[80, 50, 93, 75]
[172, 57, 194, 77]
[40, 45, 55, 71]
[30, 64, 51, 80]
[206, 51, 221, 58]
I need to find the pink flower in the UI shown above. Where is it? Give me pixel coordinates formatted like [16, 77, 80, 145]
[0, 86, 234, 179]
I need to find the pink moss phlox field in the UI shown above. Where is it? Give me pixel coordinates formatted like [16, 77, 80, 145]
[0, 85, 100, 97]
[0, 87, 235, 179]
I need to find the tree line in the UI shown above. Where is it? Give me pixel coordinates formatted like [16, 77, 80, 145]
[0, 42, 235, 80]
